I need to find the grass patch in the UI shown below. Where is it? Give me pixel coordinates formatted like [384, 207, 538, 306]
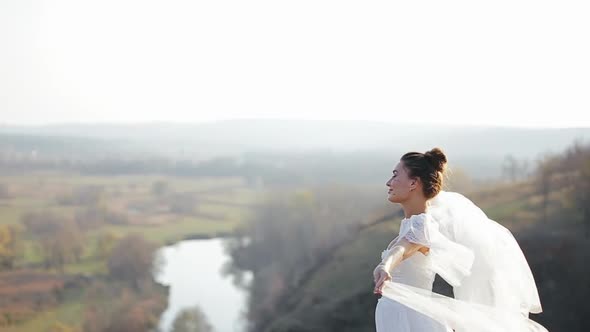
[1, 288, 84, 332]
[0, 206, 23, 225]
[64, 258, 107, 275]
[293, 219, 400, 310]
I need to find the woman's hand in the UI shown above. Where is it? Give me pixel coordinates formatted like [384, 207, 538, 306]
[373, 265, 391, 295]
[373, 240, 425, 295]
[373, 263, 384, 281]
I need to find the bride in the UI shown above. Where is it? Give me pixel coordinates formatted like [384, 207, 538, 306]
[373, 148, 548, 332]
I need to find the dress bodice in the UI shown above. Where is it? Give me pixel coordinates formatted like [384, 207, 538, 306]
[381, 245, 435, 290]
[380, 214, 436, 290]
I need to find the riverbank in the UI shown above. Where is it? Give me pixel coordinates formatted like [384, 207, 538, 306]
[0, 172, 258, 331]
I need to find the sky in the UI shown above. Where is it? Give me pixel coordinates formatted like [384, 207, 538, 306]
[1, 0, 589, 128]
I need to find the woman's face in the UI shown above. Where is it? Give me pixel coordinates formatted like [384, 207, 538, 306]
[386, 161, 417, 203]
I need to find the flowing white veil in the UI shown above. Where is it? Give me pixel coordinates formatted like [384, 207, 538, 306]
[380, 190, 548, 332]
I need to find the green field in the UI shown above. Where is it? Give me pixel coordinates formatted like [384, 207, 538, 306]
[0, 172, 262, 331]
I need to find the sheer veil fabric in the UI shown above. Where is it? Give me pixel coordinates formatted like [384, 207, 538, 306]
[380, 190, 548, 332]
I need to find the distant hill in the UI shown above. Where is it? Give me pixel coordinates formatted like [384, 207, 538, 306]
[1, 120, 588, 179]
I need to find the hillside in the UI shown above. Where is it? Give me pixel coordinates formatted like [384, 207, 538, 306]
[259, 176, 589, 332]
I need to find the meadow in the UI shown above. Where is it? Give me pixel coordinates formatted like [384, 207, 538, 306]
[0, 172, 260, 331]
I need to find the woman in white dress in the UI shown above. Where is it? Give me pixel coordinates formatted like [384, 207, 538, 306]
[373, 148, 548, 332]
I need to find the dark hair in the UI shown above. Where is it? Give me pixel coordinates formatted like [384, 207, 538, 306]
[400, 147, 448, 199]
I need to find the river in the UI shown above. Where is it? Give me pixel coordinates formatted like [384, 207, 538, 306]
[154, 238, 252, 332]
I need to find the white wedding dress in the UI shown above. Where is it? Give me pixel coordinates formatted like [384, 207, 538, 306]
[375, 191, 548, 332]
[375, 213, 452, 332]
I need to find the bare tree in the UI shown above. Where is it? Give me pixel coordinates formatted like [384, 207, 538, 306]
[151, 180, 170, 196]
[0, 224, 20, 270]
[83, 282, 167, 332]
[171, 306, 213, 332]
[225, 185, 383, 326]
[56, 185, 103, 206]
[22, 212, 84, 272]
[0, 183, 11, 199]
[502, 154, 519, 182]
[502, 154, 530, 182]
[107, 234, 161, 290]
[95, 231, 120, 260]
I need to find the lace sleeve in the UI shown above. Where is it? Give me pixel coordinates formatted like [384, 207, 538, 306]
[400, 214, 431, 247]
[400, 213, 474, 287]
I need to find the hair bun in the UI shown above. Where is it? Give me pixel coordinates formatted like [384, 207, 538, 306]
[424, 147, 447, 173]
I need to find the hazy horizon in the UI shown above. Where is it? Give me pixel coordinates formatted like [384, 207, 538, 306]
[1, 117, 589, 129]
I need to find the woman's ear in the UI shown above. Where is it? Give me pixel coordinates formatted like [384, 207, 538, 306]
[409, 178, 420, 191]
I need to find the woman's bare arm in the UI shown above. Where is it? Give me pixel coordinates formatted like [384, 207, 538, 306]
[386, 235, 400, 250]
[373, 238, 429, 294]
[380, 238, 428, 273]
